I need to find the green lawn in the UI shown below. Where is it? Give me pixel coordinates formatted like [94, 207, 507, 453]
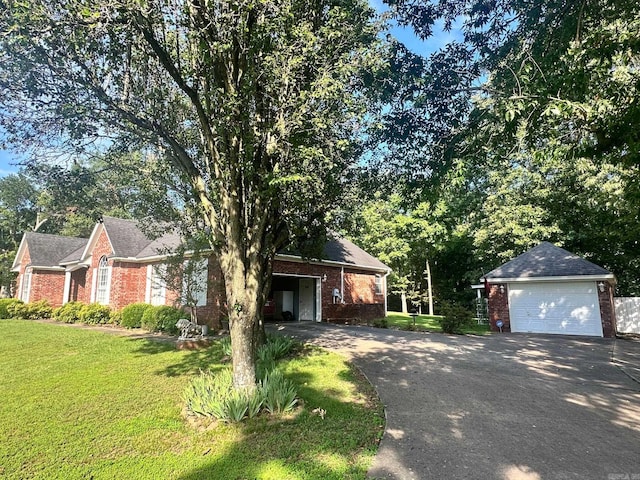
[0, 320, 384, 480]
[383, 311, 491, 335]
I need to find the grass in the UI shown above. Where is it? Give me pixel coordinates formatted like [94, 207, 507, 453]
[0, 320, 384, 480]
[382, 311, 491, 335]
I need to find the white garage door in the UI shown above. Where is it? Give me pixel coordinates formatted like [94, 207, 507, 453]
[508, 282, 603, 337]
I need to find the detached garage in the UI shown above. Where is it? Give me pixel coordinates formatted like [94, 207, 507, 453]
[482, 242, 617, 338]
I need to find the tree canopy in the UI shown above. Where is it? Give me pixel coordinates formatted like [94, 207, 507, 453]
[0, 0, 383, 388]
[1, 0, 639, 377]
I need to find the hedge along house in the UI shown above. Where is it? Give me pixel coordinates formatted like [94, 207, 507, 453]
[482, 242, 617, 338]
[12, 217, 390, 327]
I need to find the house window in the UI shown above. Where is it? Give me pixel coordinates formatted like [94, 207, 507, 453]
[95, 256, 110, 305]
[182, 258, 208, 307]
[374, 275, 383, 295]
[21, 267, 32, 302]
[149, 265, 166, 306]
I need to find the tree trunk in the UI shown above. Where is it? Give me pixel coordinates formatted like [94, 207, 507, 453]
[220, 243, 270, 390]
[401, 291, 408, 314]
[425, 259, 433, 316]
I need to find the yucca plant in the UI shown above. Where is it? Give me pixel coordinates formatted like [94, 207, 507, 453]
[261, 369, 298, 414]
[218, 336, 232, 357]
[184, 369, 232, 420]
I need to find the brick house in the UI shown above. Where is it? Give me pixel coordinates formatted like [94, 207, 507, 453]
[12, 217, 390, 327]
[482, 242, 616, 337]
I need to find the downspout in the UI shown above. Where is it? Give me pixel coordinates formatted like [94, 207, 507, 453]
[340, 266, 344, 304]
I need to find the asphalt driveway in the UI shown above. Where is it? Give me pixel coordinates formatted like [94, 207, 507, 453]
[271, 323, 640, 480]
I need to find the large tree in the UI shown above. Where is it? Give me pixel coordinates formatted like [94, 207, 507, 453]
[0, 0, 381, 388]
[380, 0, 640, 295]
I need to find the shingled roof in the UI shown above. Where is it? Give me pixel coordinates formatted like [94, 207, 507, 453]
[18, 232, 88, 268]
[100, 216, 165, 258]
[483, 242, 612, 280]
[14, 216, 388, 272]
[321, 236, 389, 271]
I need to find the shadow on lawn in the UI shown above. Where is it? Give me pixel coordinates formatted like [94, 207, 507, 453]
[126, 333, 382, 479]
[176, 367, 382, 480]
[128, 337, 227, 377]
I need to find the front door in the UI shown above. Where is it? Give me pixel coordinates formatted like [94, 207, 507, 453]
[298, 278, 315, 321]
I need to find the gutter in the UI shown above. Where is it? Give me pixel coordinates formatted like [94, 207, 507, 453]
[481, 274, 616, 284]
[275, 253, 390, 274]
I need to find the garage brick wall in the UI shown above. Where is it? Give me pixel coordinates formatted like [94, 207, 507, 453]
[598, 282, 617, 338]
[272, 259, 385, 322]
[488, 284, 511, 333]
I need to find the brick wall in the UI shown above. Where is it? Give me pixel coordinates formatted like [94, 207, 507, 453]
[110, 262, 147, 309]
[598, 282, 617, 338]
[488, 283, 511, 332]
[15, 245, 66, 307]
[324, 303, 385, 324]
[70, 269, 88, 303]
[86, 227, 113, 303]
[28, 270, 66, 307]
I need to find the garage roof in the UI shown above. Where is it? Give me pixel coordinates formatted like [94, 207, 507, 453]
[483, 242, 612, 281]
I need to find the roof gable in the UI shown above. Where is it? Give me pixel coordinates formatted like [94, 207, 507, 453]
[14, 232, 88, 269]
[483, 242, 611, 280]
[101, 216, 156, 258]
[79, 216, 180, 261]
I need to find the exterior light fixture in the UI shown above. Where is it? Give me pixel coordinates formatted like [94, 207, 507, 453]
[598, 282, 606, 293]
[322, 274, 327, 282]
[499, 285, 505, 294]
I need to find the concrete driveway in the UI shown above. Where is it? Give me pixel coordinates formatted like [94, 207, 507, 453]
[271, 323, 640, 480]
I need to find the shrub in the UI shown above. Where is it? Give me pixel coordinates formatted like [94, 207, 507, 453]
[372, 317, 388, 329]
[109, 310, 122, 325]
[0, 299, 22, 319]
[7, 300, 26, 319]
[141, 305, 183, 334]
[184, 369, 232, 419]
[141, 306, 159, 331]
[52, 302, 84, 324]
[120, 303, 152, 329]
[79, 303, 112, 325]
[8, 300, 52, 320]
[438, 302, 474, 334]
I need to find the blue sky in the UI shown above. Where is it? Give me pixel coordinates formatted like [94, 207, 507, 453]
[0, 143, 23, 177]
[0, 1, 462, 179]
